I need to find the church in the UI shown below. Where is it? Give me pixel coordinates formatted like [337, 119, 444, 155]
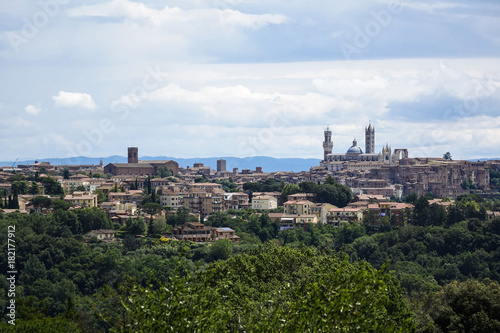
[320, 124, 408, 169]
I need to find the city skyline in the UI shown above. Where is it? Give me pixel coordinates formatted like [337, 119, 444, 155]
[1, 0, 500, 161]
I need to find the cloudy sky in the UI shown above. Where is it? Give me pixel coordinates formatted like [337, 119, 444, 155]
[1, 0, 500, 162]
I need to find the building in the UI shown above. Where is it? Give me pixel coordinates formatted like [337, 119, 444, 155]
[320, 124, 408, 167]
[283, 200, 315, 215]
[171, 222, 239, 242]
[108, 190, 143, 205]
[217, 159, 226, 172]
[252, 195, 278, 210]
[160, 191, 184, 210]
[309, 203, 337, 224]
[366, 202, 414, 226]
[128, 147, 139, 163]
[86, 229, 116, 241]
[64, 191, 98, 208]
[172, 222, 212, 242]
[326, 207, 365, 227]
[223, 192, 249, 210]
[104, 147, 179, 176]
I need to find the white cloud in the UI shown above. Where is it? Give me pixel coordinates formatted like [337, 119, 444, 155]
[25, 103, 41, 115]
[52, 91, 97, 110]
[67, 0, 289, 29]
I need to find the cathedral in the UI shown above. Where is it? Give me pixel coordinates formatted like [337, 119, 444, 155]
[320, 124, 408, 169]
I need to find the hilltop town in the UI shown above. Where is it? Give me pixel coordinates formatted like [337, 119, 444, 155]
[1, 125, 500, 242]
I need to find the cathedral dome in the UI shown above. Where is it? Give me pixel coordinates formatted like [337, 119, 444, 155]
[346, 138, 363, 154]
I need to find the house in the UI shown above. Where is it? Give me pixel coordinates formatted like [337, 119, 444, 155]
[86, 229, 116, 241]
[366, 202, 414, 226]
[160, 191, 184, 210]
[283, 200, 314, 215]
[223, 192, 249, 210]
[213, 227, 240, 243]
[269, 213, 319, 230]
[287, 193, 315, 202]
[326, 207, 365, 227]
[172, 222, 212, 242]
[64, 191, 98, 208]
[309, 203, 337, 224]
[252, 195, 278, 210]
[108, 190, 143, 206]
[171, 223, 240, 243]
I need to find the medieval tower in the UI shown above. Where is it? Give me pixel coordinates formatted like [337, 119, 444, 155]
[323, 126, 333, 160]
[128, 147, 138, 164]
[365, 124, 375, 154]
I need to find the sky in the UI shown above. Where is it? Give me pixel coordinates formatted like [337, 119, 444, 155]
[1, 0, 500, 163]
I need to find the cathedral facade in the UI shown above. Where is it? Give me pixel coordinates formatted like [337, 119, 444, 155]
[320, 124, 408, 169]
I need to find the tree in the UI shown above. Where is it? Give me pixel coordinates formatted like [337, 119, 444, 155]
[94, 189, 107, 204]
[417, 279, 500, 332]
[208, 239, 233, 262]
[142, 202, 163, 223]
[51, 199, 71, 211]
[149, 216, 167, 236]
[123, 234, 141, 251]
[156, 167, 172, 178]
[11, 180, 29, 195]
[31, 196, 52, 211]
[39, 177, 64, 195]
[125, 217, 148, 236]
[29, 182, 41, 195]
[281, 183, 301, 202]
[119, 246, 415, 332]
[75, 207, 112, 233]
[443, 152, 452, 160]
[61, 168, 71, 179]
[74, 185, 87, 192]
[298, 181, 319, 194]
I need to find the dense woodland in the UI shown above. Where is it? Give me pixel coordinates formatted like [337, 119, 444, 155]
[1, 178, 500, 331]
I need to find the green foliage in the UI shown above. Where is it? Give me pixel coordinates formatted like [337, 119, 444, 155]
[31, 196, 52, 209]
[125, 217, 148, 236]
[243, 178, 284, 193]
[61, 168, 71, 179]
[211, 178, 238, 192]
[11, 180, 29, 195]
[281, 183, 301, 201]
[39, 177, 64, 195]
[490, 168, 500, 186]
[74, 185, 87, 192]
[165, 207, 197, 227]
[74, 207, 112, 233]
[297, 176, 353, 207]
[415, 279, 500, 332]
[118, 246, 415, 332]
[156, 166, 173, 178]
[29, 181, 41, 195]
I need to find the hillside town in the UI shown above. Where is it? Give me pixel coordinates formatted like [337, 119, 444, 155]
[1, 125, 500, 242]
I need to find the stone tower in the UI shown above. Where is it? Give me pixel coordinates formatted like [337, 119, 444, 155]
[323, 126, 333, 161]
[365, 123, 375, 154]
[128, 147, 138, 164]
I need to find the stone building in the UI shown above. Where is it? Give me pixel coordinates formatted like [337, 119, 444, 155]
[104, 147, 179, 176]
[320, 124, 408, 167]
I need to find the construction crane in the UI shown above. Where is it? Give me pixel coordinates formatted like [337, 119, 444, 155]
[11, 157, 18, 168]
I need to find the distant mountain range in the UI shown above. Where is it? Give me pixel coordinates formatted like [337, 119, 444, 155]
[0, 156, 321, 173]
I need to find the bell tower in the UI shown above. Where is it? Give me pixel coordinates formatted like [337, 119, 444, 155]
[365, 123, 375, 154]
[322, 126, 333, 161]
[128, 147, 138, 164]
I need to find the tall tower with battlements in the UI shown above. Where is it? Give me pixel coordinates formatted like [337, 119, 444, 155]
[365, 124, 375, 154]
[323, 126, 333, 161]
